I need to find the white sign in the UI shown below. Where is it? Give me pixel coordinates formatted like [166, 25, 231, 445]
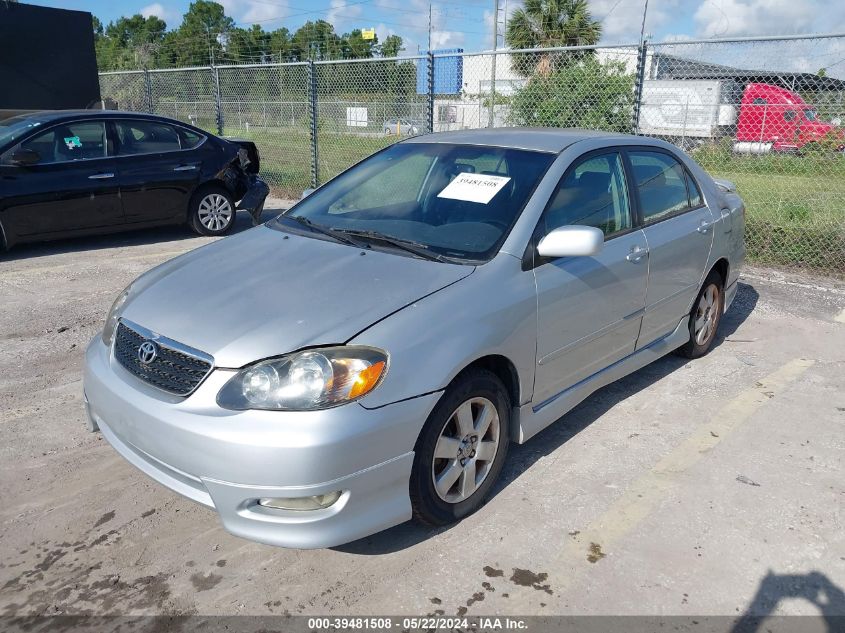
[437, 172, 511, 204]
[346, 107, 368, 127]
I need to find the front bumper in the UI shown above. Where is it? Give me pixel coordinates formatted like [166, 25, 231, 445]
[83, 338, 441, 549]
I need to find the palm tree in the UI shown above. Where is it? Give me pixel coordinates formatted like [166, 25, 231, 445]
[505, 0, 602, 77]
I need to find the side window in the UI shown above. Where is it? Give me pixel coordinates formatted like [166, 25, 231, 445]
[543, 152, 631, 237]
[784, 110, 796, 121]
[20, 121, 107, 164]
[179, 128, 205, 149]
[115, 120, 181, 155]
[685, 172, 702, 207]
[628, 151, 690, 223]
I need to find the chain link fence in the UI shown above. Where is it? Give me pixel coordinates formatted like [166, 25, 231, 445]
[100, 34, 845, 274]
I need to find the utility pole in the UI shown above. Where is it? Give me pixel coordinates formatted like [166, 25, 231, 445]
[427, 2, 432, 53]
[638, 0, 649, 48]
[488, 0, 498, 127]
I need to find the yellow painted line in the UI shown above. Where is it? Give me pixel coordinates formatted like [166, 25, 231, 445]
[835, 308, 845, 324]
[510, 357, 814, 607]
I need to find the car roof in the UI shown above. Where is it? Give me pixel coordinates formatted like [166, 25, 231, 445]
[7, 109, 193, 126]
[402, 127, 642, 154]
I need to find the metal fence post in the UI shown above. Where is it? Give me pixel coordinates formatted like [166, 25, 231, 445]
[488, 51, 497, 128]
[426, 51, 435, 134]
[212, 65, 224, 136]
[307, 59, 320, 188]
[631, 41, 648, 135]
[143, 68, 154, 114]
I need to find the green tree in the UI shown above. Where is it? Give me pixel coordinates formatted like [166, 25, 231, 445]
[171, 1, 235, 66]
[341, 29, 378, 59]
[509, 56, 633, 131]
[379, 34, 403, 58]
[95, 14, 167, 69]
[505, 0, 602, 77]
[291, 20, 342, 60]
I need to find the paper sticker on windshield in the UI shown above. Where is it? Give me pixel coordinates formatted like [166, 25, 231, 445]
[64, 136, 82, 150]
[437, 172, 511, 204]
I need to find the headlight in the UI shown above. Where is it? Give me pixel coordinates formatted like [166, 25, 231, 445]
[102, 286, 131, 347]
[217, 346, 388, 411]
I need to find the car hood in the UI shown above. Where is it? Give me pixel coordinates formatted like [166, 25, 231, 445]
[121, 226, 474, 367]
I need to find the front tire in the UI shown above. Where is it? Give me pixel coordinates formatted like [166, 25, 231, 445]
[410, 369, 510, 526]
[678, 270, 724, 359]
[189, 186, 236, 236]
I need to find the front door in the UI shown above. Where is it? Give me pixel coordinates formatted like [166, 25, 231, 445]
[532, 151, 649, 406]
[625, 149, 716, 348]
[0, 120, 122, 237]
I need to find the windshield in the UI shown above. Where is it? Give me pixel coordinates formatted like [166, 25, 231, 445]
[0, 115, 45, 150]
[275, 142, 554, 262]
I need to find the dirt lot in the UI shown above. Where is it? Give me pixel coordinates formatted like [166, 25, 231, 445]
[1, 203, 843, 620]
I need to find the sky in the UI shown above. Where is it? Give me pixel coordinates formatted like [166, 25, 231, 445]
[27, 0, 845, 66]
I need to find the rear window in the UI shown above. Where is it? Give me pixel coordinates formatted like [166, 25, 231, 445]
[115, 120, 181, 155]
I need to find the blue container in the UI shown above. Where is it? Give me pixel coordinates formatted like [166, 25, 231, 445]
[417, 49, 463, 95]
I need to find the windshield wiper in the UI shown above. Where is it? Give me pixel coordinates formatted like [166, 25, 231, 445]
[285, 215, 363, 247]
[334, 229, 451, 263]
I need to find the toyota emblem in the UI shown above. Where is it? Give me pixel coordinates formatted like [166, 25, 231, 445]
[137, 340, 158, 364]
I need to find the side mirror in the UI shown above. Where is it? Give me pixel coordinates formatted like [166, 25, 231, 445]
[8, 148, 41, 167]
[301, 188, 315, 199]
[536, 225, 604, 258]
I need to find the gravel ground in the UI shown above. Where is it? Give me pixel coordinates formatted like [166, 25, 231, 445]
[1, 203, 843, 622]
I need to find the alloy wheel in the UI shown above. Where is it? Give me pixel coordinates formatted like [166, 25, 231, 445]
[198, 193, 233, 232]
[431, 396, 501, 503]
[694, 283, 720, 346]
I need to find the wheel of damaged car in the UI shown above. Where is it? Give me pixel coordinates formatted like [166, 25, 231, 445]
[410, 369, 510, 526]
[677, 270, 724, 359]
[189, 186, 236, 236]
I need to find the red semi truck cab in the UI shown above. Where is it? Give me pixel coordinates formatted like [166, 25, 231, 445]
[735, 82, 842, 152]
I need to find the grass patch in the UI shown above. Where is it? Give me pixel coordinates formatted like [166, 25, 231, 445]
[695, 149, 845, 272]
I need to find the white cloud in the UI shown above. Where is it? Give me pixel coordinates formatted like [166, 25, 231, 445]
[590, 0, 679, 44]
[694, 0, 814, 37]
[241, 2, 290, 24]
[217, 0, 290, 26]
[140, 2, 173, 23]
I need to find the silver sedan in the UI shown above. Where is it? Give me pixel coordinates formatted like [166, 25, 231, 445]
[83, 129, 746, 548]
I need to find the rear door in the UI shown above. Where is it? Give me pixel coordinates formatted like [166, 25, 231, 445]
[0, 120, 122, 237]
[532, 150, 649, 406]
[113, 119, 204, 224]
[626, 148, 716, 348]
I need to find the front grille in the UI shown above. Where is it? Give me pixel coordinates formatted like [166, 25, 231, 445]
[114, 321, 213, 396]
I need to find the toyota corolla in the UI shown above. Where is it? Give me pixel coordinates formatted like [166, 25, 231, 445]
[83, 128, 746, 549]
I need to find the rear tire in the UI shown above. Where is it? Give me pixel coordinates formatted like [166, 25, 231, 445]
[188, 185, 236, 236]
[677, 270, 724, 359]
[410, 369, 510, 526]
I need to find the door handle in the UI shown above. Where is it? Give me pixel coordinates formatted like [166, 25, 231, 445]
[173, 165, 198, 171]
[697, 219, 715, 234]
[88, 173, 114, 180]
[626, 245, 648, 263]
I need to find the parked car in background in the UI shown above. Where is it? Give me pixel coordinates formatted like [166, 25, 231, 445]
[0, 110, 269, 251]
[383, 118, 421, 136]
[84, 128, 745, 549]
